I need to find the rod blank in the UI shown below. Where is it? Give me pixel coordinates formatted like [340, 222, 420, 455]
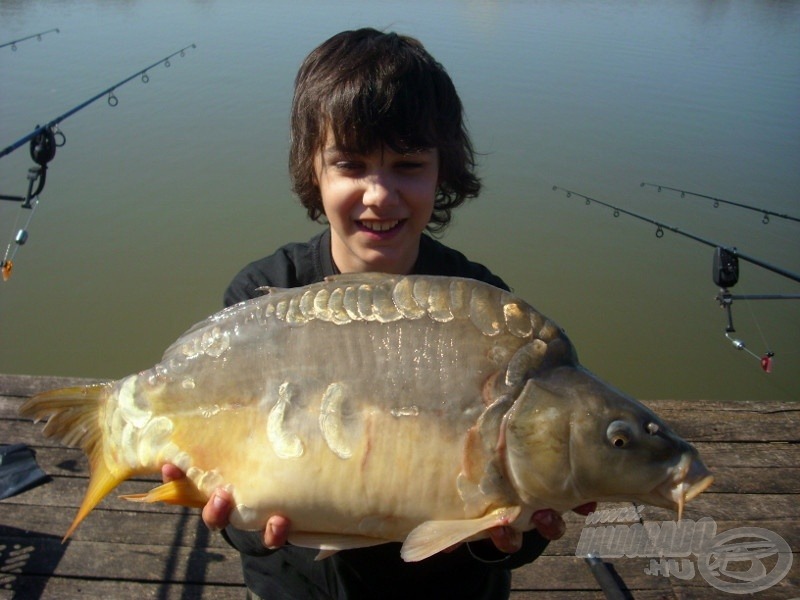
[640, 182, 800, 224]
[1, 28, 60, 50]
[0, 43, 197, 160]
[553, 186, 800, 284]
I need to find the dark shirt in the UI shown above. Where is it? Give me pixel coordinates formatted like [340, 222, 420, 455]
[222, 229, 548, 600]
[224, 229, 509, 306]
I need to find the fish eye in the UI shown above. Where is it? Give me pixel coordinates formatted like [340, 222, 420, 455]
[606, 420, 633, 449]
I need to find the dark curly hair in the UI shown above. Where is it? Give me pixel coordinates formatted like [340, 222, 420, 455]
[289, 28, 481, 233]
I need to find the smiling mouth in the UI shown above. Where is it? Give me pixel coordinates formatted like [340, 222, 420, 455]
[357, 220, 404, 233]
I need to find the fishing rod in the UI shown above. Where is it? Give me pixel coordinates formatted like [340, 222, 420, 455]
[640, 182, 800, 225]
[1, 28, 60, 51]
[553, 185, 800, 371]
[552, 186, 800, 284]
[1, 43, 196, 161]
[0, 44, 197, 282]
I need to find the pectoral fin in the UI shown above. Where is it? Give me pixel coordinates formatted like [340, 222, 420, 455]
[401, 506, 522, 562]
[287, 532, 389, 560]
[120, 478, 208, 508]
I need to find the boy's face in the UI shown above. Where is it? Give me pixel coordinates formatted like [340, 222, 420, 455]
[314, 130, 438, 275]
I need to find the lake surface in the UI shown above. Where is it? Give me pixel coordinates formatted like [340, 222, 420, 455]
[1, 0, 798, 402]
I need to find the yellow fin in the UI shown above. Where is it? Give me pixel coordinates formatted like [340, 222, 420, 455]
[400, 506, 522, 562]
[19, 384, 131, 541]
[64, 459, 129, 542]
[120, 478, 208, 508]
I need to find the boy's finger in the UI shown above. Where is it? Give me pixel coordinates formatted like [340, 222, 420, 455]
[532, 510, 566, 541]
[161, 463, 185, 483]
[264, 515, 291, 549]
[202, 487, 233, 531]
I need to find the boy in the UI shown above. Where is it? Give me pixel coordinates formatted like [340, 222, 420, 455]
[165, 28, 593, 599]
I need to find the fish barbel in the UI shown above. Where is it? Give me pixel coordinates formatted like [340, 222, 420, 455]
[20, 273, 713, 561]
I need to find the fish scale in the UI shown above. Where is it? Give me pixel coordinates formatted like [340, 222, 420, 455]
[20, 273, 713, 561]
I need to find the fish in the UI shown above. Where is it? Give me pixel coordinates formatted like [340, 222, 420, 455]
[20, 273, 713, 561]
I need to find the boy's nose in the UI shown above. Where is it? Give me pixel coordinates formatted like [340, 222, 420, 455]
[362, 173, 397, 207]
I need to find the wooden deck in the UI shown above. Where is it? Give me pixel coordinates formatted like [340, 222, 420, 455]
[1, 374, 797, 599]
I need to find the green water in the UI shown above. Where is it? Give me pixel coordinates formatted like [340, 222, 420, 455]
[1, 0, 798, 402]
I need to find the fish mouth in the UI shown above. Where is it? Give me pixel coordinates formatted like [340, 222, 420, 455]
[653, 453, 714, 519]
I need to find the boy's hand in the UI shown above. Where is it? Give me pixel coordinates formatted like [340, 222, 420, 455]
[161, 466, 290, 547]
[487, 502, 597, 552]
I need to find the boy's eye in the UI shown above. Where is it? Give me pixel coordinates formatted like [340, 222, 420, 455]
[334, 160, 363, 172]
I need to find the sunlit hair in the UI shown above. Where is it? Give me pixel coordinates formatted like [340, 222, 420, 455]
[289, 28, 481, 233]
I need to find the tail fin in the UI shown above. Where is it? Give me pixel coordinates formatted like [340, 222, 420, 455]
[20, 384, 131, 541]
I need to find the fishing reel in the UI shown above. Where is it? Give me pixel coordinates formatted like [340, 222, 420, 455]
[1, 126, 62, 206]
[0, 126, 64, 280]
[30, 126, 58, 167]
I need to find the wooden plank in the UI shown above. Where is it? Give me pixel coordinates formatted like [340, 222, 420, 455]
[666, 583, 800, 600]
[0, 374, 103, 398]
[697, 467, 800, 494]
[571, 520, 800, 556]
[0, 503, 231, 548]
[513, 553, 799, 598]
[0, 532, 243, 585]
[513, 555, 673, 592]
[509, 593, 757, 600]
[644, 400, 799, 442]
[544, 519, 800, 556]
[692, 441, 800, 468]
[646, 494, 800, 522]
[0, 576, 244, 600]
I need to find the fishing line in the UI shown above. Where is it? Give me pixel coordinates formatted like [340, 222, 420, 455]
[718, 285, 776, 373]
[0, 44, 197, 280]
[640, 182, 800, 225]
[553, 185, 799, 371]
[0, 28, 60, 51]
[743, 294, 773, 370]
[1, 198, 40, 281]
